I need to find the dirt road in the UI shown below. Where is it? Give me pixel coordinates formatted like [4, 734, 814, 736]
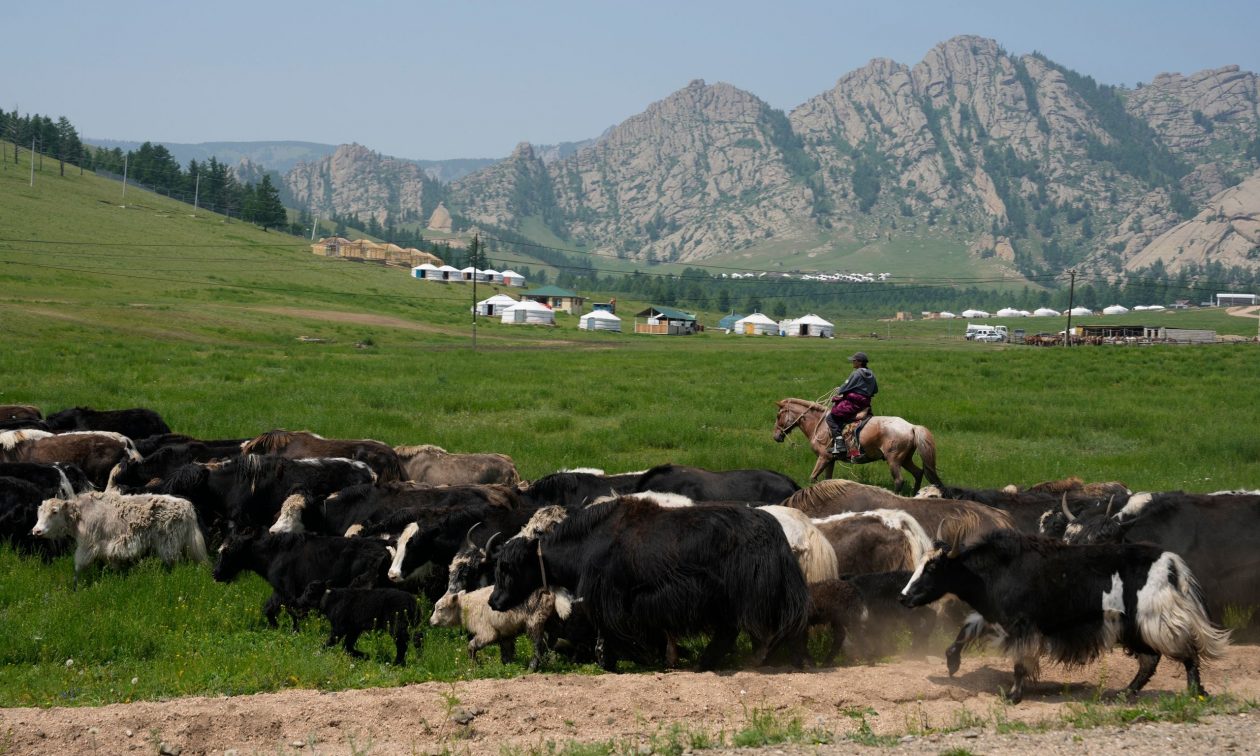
[3, 646, 1257, 755]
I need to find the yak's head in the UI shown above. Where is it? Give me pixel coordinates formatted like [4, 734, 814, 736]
[899, 540, 959, 608]
[211, 529, 257, 583]
[489, 536, 543, 613]
[31, 498, 72, 539]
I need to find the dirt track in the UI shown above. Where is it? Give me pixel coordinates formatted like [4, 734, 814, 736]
[3, 646, 1257, 755]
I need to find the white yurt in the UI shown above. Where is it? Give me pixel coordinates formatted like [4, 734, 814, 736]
[1102, 304, 1130, 315]
[578, 309, 622, 332]
[435, 265, 462, 282]
[785, 313, 835, 337]
[500, 300, 555, 325]
[460, 266, 487, 282]
[473, 294, 518, 317]
[961, 309, 990, 318]
[1032, 307, 1060, 317]
[938, 311, 957, 319]
[412, 263, 440, 280]
[1067, 306, 1093, 317]
[734, 313, 779, 336]
[1132, 305, 1150, 312]
[996, 307, 1025, 318]
[500, 270, 525, 287]
[482, 269, 503, 284]
[1146, 304, 1166, 311]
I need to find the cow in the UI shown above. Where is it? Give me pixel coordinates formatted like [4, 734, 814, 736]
[0, 461, 90, 499]
[783, 479, 1014, 538]
[31, 491, 208, 589]
[489, 496, 810, 671]
[0, 406, 48, 433]
[395, 444, 521, 486]
[1, 477, 70, 558]
[241, 430, 407, 483]
[273, 481, 518, 537]
[846, 571, 938, 658]
[1056, 491, 1260, 625]
[900, 528, 1230, 703]
[757, 505, 840, 583]
[918, 483, 1128, 533]
[384, 503, 541, 598]
[518, 469, 646, 509]
[153, 455, 376, 539]
[437, 507, 570, 612]
[430, 585, 574, 670]
[107, 441, 242, 492]
[805, 579, 863, 665]
[0, 405, 43, 424]
[212, 531, 392, 630]
[811, 509, 932, 575]
[45, 406, 172, 440]
[1, 431, 141, 490]
[296, 580, 423, 665]
[134, 434, 249, 458]
[632, 464, 800, 504]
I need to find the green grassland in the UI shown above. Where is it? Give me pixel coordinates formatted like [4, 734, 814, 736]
[1, 145, 1259, 707]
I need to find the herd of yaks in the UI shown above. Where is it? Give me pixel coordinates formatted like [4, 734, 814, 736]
[1, 403, 1255, 703]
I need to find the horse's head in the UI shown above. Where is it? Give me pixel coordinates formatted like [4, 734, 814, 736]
[773, 400, 806, 443]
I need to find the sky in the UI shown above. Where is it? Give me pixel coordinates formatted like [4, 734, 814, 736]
[8, 0, 1259, 161]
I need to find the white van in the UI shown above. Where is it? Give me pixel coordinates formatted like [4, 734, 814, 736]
[965, 324, 1007, 342]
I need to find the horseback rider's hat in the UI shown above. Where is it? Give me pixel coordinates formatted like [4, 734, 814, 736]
[848, 352, 869, 364]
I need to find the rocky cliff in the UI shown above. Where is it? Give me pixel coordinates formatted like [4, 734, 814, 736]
[284, 144, 443, 227]
[284, 36, 1260, 276]
[1124, 171, 1260, 272]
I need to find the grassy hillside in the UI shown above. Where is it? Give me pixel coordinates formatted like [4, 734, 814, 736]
[1, 146, 1258, 705]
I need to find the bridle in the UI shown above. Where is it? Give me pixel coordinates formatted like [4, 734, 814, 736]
[774, 399, 830, 445]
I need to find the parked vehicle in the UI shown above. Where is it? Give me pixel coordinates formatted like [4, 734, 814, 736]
[965, 324, 1007, 342]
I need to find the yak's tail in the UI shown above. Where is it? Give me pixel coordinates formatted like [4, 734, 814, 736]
[1137, 553, 1230, 662]
[913, 426, 944, 489]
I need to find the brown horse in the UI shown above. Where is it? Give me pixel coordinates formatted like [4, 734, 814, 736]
[773, 398, 943, 493]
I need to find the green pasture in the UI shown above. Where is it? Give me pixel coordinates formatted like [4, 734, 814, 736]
[1, 142, 1259, 708]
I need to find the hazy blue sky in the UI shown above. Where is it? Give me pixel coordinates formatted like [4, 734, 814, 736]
[8, 0, 1258, 160]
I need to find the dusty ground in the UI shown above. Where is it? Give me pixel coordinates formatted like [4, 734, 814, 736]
[3, 646, 1258, 755]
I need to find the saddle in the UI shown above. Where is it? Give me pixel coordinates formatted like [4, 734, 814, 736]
[835, 409, 873, 461]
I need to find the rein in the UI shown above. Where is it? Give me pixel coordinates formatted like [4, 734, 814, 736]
[536, 541, 549, 591]
[778, 394, 834, 447]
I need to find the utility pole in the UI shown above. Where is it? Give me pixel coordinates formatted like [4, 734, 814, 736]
[1064, 268, 1077, 347]
[121, 152, 129, 205]
[193, 173, 200, 213]
[471, 233, 479, 352]
[28, 137, 35, 186]
[310, 215, 319, 242]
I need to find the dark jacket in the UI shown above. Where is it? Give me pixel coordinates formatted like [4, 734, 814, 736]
[836, 367, 878, 398]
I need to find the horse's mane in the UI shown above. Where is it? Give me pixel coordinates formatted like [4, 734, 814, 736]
[242, 430, 297, 455]
[781, 479, 903, 513]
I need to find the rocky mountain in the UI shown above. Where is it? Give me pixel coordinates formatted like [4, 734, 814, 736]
[284, 143, 445, 227]
[283, 36, 1260, 277]
[1123, 171, 1260, 272]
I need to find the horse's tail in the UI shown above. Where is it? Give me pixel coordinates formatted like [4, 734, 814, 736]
[913, 426, 944, 489]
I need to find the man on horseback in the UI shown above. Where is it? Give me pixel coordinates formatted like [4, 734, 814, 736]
[827, 352, 877, 458]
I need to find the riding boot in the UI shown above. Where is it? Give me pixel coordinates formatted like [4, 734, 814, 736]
[829, 436, 844, 456]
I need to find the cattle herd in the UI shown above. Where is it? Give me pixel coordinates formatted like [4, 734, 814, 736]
[2, 402, 1257, 704]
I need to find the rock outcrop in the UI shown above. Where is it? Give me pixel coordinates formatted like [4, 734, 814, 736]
[282, 36, 1260, 275]
[1125, 171, 1260, 272]
[285, 144, 441, 227]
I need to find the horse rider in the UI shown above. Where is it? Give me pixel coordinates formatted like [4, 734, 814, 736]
[827, 351, 877, 457]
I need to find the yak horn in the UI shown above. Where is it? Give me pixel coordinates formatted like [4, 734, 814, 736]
[483, 531, 502, 556]
[464, 522, 482, 549]
[1061, 493, 1076, 522]
[1105, 495, 1115, 518]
